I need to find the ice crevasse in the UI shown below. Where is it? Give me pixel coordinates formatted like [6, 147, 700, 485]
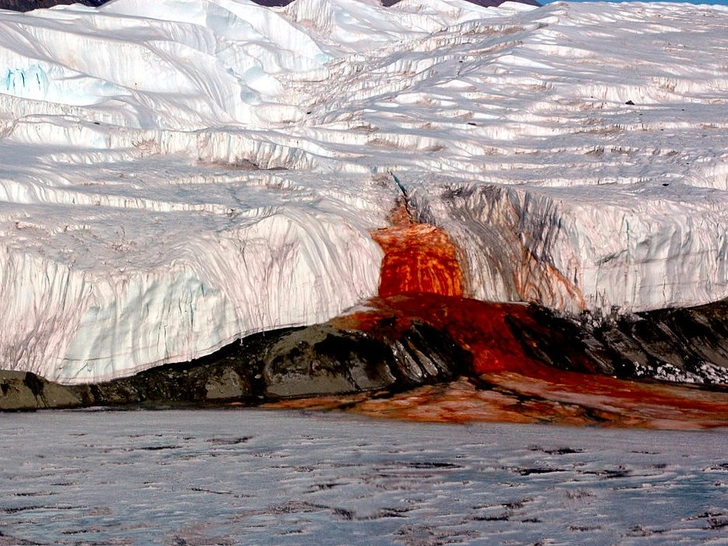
[1, 0, 728, 383]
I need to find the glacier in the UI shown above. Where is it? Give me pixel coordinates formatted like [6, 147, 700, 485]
[1, 0, 728, 383]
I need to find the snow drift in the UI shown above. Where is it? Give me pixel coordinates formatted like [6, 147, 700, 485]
[1, 0, 728, 382]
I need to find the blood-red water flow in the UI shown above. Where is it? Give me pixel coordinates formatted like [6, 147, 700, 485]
[275, 205, 728, 429]
[371, 202, 464, 298]
[328, 293, 728, 429]
[364, 202, 552, 376]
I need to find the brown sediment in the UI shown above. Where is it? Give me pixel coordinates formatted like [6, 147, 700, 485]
[336, 378, 728, 430]
[358, 373, 728, 430]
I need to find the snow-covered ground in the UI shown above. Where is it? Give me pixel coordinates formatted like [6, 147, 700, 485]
[1, 0, 728, 382]
[1, 409, 727, 545]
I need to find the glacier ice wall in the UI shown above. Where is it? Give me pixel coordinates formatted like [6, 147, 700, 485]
[409, 179, 728, 313]
[1, 0, 728, 381]
[0, 150, 390, 383]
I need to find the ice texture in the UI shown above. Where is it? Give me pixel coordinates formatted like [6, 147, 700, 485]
[1, 0, 728, 381]
[1, 410, 727, 544]
[0, 150, 389, 383]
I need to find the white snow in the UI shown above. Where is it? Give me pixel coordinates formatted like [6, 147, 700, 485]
[1, 0, 728, 381]
[1, 409, 727, 544]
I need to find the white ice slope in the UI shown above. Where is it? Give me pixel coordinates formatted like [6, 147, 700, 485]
[0, 148, 390, 383]
[1, 0, 728, 382]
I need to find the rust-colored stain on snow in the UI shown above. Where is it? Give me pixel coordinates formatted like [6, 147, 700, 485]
[371, 201, 464, 298]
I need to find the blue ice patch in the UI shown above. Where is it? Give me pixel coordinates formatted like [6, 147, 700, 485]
[3, 64, 50, 99]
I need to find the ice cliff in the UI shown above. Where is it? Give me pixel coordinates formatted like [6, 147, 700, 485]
[1, 0, 727, 382]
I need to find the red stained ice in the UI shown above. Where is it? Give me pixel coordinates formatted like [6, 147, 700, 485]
[273, 206, 728, 429]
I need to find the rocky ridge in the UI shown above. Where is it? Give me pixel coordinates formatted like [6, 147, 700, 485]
[3, 294, 728, 425]
[0, 309, 470, 410]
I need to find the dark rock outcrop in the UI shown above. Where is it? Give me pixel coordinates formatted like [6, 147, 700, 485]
[262, 320, 469, 398]
[576, 300, 728, 384]
[483, 301, 728, 385]
[0, 317, 470, 411]
[0, 370, 86, 410]
[3, 295, 728, 412]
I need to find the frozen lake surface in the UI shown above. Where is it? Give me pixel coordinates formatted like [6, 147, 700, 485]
[1, 410, 727, 545]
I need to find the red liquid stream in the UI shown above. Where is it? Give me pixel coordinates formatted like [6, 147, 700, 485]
[272, 205, 728, 429]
